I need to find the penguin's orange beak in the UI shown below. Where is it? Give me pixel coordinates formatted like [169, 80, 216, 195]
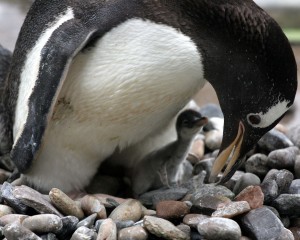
[209, 121, 245, 182]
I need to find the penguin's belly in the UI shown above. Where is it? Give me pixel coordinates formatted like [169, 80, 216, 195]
[26, 19, 205, 191]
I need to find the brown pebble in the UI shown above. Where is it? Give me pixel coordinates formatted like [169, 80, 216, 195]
[0, 205, 14, 218]
[156, 201, 190, 219]
[118, 225, 148, 240]
[183, 214, 210, 228]
[0, 214, 28, 227]
[235, 185, 264, 209]
[80, 195, 107, 219]
[109, 199, 143, 222]
[22, 214, 63, 234]
[97, 218, 117, 240]
[49, 188, 84, 219]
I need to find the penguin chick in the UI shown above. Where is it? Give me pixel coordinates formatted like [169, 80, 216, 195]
[131, 109, 208, 197]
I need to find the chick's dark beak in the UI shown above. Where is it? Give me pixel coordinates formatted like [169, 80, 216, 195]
[209, 121, 245, 183]
[194, 116, 208, 127]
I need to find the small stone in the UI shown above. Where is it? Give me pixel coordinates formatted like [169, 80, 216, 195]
[289, 180, 300, 194]
[189, 137, 205, 162]
[56, 216, 79, 240]
[76, 213, 97, 229]
[267, 147, 299, 169]
[183, 214, 210, 228]
[197, 217, 241, 240]
[191, 195, 231, 215]
[22, 214, 62, 234]
[118, 225, 148, 240]
[115, 220, 135, 230]
[70, 226, 96, 240]
[92, 194, 126, 208]
[279, 228, 294, 240]
[258, 129, 294, 152]
[222, 171, 245, 191]
[3, 222, 41, 240]
[234, 186, 264, 209]
[289, 227, 300, 240]
[212, 201, 251, 218]
[233, 173, 261, 195]
[193, 158, 215, 182]
[275, 170, 294, 194]
[245, 154, 269, 178]
[0, 205, 14, 217]
[80, 195, 107, 219]
[97, 218, 117, 240]
[288, 125, 300, 148]
[0, 214, 28, 226]
[282, 217, 291, 228]
[49, 188, 84, 219]
[192, 184, 235, 200]
[139, 187, 189, 207]
[295, 155, 300, 179]
[40, 233, 58, 240]
[156, 201, 190, 219]
[141, 206, 156, 217]
[240, 207, 285, 240]
[109, 199, 143, 222]
[13, 185, 62, 216]
[274, 194, 300, 217]
[260, 179, 279, 204]
[205, 130, 223, 150]
[176, 224, 191, 237]
[143, 216, 188, 240]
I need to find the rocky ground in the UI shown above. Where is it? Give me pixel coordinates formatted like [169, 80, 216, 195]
[0, 104, 299, 240]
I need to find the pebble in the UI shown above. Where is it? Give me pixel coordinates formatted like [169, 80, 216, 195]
[156, 200, 190, 219]
[233, 173, 261, 195]
[49, 188, 84, 219]
[176, 224, 191, 237]
[76, 213, 97, 229]
[143, 216, 188, 240]
[258, 129, 294, 152]
[197, 217, 242, 240]
[22, 214, 62, 234]
[92, 194, 126, 208]
[183, 214, 210, 228]
[115, 220, 135, 230]
[223, 171, 244, 191]
[212, 201, 251, 218]
[260, 179, 279, 204]
[109, 199, 143, 222]
[3, 222, 41, 240]
[240, 207, 285, 240]
[118, 225, 148, 240]
[245, 154, 269, 177]
[0, 214, 28, 226]
[193, 158, 215, 182]
[288, 124, 300, 148]
[273, 194, 300, 217]
[0, 205, 14, 217]
[289, 179, 300, 194]
[40, 233, 58, 240]
[13, 185, 62, 216]
[295, 155, 300, 179]
[289, 227, 300, 240]
[191, 195, 231, 215]
[189, 137, 205, 161]
[80, 195, 107, 219]
[267, 146, 299, 169]
[205, 130, 223, 151]
[279, 228, 295, 240]
[70, 226, 96, 240]
[97, 218, 117, 240]
[56, 216, 79, 240]
[234, 185, 264, 209]
[265, 169, 294, 194]
[192, 184, 235, 200]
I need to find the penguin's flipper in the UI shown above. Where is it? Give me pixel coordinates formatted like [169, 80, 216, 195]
[11, 19, 97, 173]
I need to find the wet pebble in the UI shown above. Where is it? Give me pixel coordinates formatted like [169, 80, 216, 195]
[267, 146, 299, 169]
[22, 214, 62, 234]
[245, 154, 269, 178]
[97, 218, 117, 240]
[183, 214, 210, 228]
[70, 226, 96, 240]
[289, 179, 300, 194]
[212, 201, 250, 218]
[234, 185, 264, 209]
[109, 199, 142, 222]
[258, 129, 294, 152]
[49, 188, 84, 219]
[156, 200, 190, 219]
[118, 225, 148, 240]
[273, 194, 300, 217]
[3, 222, 41, 240]
[0, 214, 28, 226]
[233, 173, 261, 195]
[143, 216, 188, 240]
[76, 213, 97, 229]
[197, 217, 242, 240]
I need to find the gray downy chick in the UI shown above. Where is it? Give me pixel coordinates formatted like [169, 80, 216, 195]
[132, 109, 208, 197]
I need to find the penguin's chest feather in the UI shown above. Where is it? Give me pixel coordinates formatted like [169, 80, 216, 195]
[28, 19, 205, 191]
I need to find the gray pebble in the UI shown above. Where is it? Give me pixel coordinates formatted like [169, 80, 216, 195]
[233, 173, 261, 195]
[40, 233, 59, 240]
[258, 129, 294, 152]
[287, 124, 300, 148]
[267, 146, 299, 169]
[70, 226, 97, 240]
[264, 169, 294, 195]
[56, 216, 79, 240]
[191, 195, 231, 215]
[22, 214, 63, 234]
[245, 154, 269, 178]
[211, 201, 251, 218]
[118, 225, 148, 240]
[3, 222, 41, 240]
[192, 184, 235, 200]
[193, 158, 215, 182]
[222, 171, 244, 191]
[197, 217, 241, 240]
[260, 180, 279, 204]
[273, 194, 300, 217]
[13, 185, 62, 216]
[289, 179, 300, 194]
[183, 214, 210, 228]
[278, 228, 294, 240]
[240, 207, 284, 240]
[115, 220, 135, 230]
[109, 199, 142, 222]
[281, 217, 290, 228]
[177, 224, 191, 237]
[97, 218, 117, 240]
[77, 213, 97, 229]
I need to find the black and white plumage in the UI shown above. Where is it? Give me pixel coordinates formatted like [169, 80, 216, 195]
[0, 0, 297, 191]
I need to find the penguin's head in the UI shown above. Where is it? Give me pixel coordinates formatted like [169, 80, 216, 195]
[176, 110, 208, 140]
[205, 3, 298, 182]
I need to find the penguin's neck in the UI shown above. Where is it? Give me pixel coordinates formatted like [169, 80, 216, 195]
[172, 134, 195, 160]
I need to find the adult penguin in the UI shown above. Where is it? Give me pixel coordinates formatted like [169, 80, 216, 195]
[3, 0, 297, 192]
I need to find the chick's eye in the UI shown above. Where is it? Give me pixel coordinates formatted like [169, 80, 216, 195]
[248, 114, 261, 125]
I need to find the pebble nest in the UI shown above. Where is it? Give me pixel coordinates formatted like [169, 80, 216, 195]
[0, 104, 300, 240]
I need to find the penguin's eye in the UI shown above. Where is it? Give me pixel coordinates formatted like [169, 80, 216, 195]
[247, 114, 261, 125]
